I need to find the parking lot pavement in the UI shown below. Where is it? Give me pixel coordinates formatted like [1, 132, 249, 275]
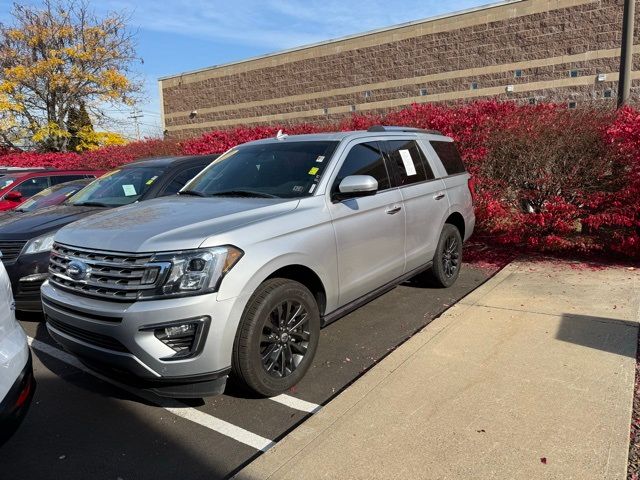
[0, 265, 492, 480]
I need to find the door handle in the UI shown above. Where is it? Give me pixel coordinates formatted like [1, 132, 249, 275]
[434, 192, 446, 200]
[385, 205, 402, 215]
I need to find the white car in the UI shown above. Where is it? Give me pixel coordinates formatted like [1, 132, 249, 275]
[0, 255, 35, 445]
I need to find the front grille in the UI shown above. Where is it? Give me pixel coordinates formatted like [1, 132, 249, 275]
[48, 243, 166, 301]
[47, 317, 129, 353]
[17, 278, 46, 295]
[0, 240, 27, 263]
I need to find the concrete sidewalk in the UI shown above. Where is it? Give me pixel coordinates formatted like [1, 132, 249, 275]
[238, 260, 640, 480]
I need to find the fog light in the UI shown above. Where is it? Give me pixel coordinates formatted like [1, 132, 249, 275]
[144, 316, 210, 360]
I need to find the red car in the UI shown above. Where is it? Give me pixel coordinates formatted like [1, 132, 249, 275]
[0, 170, 104, 211]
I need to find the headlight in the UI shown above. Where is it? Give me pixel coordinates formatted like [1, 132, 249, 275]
[140, 246, 243, 299]
[23, 232, 56, 255]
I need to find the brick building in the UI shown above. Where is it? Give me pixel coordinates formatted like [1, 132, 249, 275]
[159, 0, 640, 139]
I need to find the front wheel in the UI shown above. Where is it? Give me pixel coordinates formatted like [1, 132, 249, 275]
[429, 224, 463, 288]
[232, 278, 320, 396]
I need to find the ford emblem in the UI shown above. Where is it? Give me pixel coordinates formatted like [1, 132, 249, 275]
[66, 260, 91, 281]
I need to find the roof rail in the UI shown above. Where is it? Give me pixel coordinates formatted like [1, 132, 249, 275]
[367, 125, 442, 135]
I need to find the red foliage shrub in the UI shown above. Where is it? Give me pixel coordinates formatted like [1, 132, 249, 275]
[1, 101, 638, 261]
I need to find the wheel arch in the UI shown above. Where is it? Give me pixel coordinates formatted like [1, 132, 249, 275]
[444, 211, 465, 240]
[265, 264, 327, 316]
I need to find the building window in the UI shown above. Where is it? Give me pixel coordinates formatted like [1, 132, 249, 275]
[350, 105, 357, 112]
[514, 69, 523, 78]
[568, 101, 577, 109]
[528, 98, 536, 105]
[363, 90, 372, 98]
[569, 69, 579, 78]
[470, 82, 478, 90]
[419, 88, 428, 96]
[604, 89, 613, 99]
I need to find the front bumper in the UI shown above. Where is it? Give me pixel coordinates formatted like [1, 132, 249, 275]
[0, 352, 36, 446]
[4, 251, 50, 312]
[42, 281, 244, 398]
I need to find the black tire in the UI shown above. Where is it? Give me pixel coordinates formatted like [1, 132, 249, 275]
[430, 224, 463, 288]
[232, 278, 320, 397]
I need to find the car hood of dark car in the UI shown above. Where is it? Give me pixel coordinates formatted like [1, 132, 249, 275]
[0, 204, 105, 241]
[56, 196, 299, 252]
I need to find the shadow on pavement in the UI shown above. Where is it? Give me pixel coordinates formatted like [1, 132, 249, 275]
[0, 375, 246, 480]
[556, 313, 638, 358]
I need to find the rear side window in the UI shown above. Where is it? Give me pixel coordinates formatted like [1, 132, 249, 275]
[430, 141, 466, 175]
[333, 142, 391, 192]
[383, 140, 433, 186]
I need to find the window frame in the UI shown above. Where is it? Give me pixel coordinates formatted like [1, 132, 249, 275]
[329, 139, 395, 200]
[380, 139, 436, 188]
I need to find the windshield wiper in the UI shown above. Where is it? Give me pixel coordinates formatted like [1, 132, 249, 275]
[209, 190, 279, 199]
[178, 190, 208, 197]
[72, 201, 111, 207]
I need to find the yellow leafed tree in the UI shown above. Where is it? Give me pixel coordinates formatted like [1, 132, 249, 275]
[0, 0, 141, 151]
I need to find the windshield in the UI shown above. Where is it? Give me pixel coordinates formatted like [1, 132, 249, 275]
[69, 167, 165, 207]
[183, 141, 339, 199]
[0, 176, 17, 189]
[17, 181, 90, 212]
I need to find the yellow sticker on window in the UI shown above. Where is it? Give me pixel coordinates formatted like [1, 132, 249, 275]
[146, 176, 158, 185]
[308, 167, 319, 175]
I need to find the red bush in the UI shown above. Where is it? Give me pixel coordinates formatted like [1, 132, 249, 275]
[0, 101, 638, 261]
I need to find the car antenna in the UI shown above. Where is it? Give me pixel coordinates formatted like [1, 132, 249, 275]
[276, 129, 288, 141]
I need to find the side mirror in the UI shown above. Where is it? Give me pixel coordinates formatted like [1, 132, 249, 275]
[5, 191, 22, 202]
[333, 175, 378, 201]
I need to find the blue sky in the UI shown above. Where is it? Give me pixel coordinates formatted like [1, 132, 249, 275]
[1, 0, 492, 137]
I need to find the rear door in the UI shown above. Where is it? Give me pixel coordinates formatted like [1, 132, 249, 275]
[382, 138, 447, 271]
[327, 140, 405, 306]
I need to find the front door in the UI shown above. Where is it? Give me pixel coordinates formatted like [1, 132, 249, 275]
[327, 141, 405, 307]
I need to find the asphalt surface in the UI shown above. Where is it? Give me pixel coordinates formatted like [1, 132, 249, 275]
[0, 265, 491, 480]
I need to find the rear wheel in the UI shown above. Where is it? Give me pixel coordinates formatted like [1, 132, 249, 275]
[429, 224, 463, 288]
[232, 278, 320, 396]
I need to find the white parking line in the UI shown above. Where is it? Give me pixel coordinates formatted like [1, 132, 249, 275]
[27, 337, 275, 452]
[270, 394, 321, 413]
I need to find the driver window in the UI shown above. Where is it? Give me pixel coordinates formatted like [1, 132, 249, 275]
[332, 142, 391, 194]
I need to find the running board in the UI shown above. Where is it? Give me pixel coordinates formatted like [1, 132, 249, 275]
[321, 261, 433, 327]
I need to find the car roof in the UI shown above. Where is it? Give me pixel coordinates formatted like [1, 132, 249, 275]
[243, 128, 451, 147]
[124, 154, 218, 169]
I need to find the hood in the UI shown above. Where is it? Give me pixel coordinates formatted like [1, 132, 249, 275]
[56, 196, 299, 252]
[0, 204, 104, 241]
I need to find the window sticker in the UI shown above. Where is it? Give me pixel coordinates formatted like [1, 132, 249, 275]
[399, 149, 417, 176]
[122, 184, 137, 196]
[309, 183, 317, 194]
[146, 176, 158, 185]
[308, 167, 319, 175]
[316, 155, 325, 163]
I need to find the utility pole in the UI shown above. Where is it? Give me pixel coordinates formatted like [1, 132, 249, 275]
[129, 108, 143, 140]
[617, 0, 636, 108]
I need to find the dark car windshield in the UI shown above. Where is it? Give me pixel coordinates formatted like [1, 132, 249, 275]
[68, 167, 165, 207]
[17, 180, 91, 212]
[183, 141, 339, 199]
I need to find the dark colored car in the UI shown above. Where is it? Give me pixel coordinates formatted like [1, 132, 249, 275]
[8, 179, 93, 214]
[0, 155, 215, 312]
[0, 169, 103, 211]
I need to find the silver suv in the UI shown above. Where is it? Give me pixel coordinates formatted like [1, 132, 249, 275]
[42, 126, 475, 398]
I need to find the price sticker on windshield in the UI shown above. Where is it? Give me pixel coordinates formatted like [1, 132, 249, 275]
[308, 167, 320, 175]
[122, 184, 137, 196]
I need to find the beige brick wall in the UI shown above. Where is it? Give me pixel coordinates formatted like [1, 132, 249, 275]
[160, 0, 640, 138]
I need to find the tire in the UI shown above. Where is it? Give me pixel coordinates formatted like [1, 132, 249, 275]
[429, 224, 463, 288]
[232, 278, 320, 397]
